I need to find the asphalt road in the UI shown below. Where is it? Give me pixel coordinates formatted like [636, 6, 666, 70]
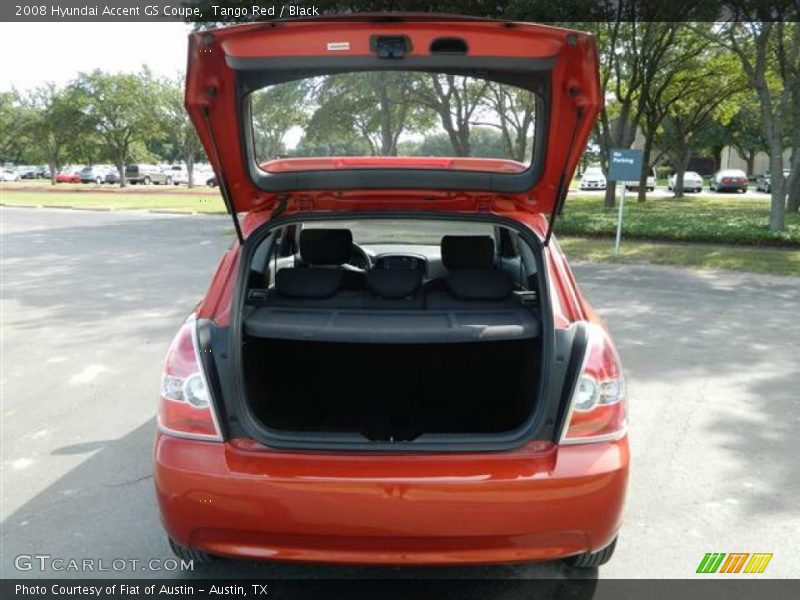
[2, 207, 799, 581]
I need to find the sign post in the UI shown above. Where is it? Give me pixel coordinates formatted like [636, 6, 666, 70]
[607, 149, 643, 259]
[615, 185, 626, 258]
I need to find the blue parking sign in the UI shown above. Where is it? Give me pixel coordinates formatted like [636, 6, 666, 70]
[608, 149, 643, 182]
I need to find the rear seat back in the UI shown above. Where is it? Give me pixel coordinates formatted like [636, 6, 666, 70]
[365, 269, 423, 309]
[262, 233, 518, 310]
[427, 235, 516, 308]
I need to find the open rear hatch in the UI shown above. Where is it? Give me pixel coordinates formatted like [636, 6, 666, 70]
[185, 15, 601, 226]
[186, 16, 601, 451]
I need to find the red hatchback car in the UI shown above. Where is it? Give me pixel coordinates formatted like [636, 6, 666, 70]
[155, 16, 629, 569]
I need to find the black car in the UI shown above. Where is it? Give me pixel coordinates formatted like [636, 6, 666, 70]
[104, 170, 121, 184]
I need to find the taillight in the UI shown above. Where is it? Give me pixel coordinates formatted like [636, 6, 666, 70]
[158, 316, 222, 441]
[722, 177, 731, 184]
[561, 323, 627, 444]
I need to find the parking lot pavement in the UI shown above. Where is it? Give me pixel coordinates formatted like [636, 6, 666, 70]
[2, 207, 799, 581]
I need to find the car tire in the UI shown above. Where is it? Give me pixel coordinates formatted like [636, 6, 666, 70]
[143, 176, 152, 185]
[564, 537, 617, 569]
[168, 537, 214, 564]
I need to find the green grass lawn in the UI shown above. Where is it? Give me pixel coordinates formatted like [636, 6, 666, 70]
[557, 195, 800, 247]
[558, 236, 800, 277]
[0, 190, 226, 213]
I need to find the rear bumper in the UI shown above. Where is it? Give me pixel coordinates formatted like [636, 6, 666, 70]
[154, 434, 629, 565]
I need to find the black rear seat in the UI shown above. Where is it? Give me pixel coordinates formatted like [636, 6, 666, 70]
[263, 232, 517, 310]
[365, 269, 423, 309]
[268, 229, 363, 307]
[426, 235, 516, 309]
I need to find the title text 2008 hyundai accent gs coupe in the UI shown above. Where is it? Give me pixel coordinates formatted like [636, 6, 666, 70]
[154, 15, 629, 568]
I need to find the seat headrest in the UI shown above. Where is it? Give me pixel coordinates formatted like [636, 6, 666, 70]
[367, 269, 422, 299]
[300, 229, 352, 265]
[441, 235, 495, 270]
[275, 268, 342, 299]
[447, 270, 514, 301]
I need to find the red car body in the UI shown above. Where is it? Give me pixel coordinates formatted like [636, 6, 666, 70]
[155, 16, 628, 567]
[56, 169, 81, 183]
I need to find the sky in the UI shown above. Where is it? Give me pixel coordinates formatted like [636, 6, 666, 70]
[0, 22, 191, 91]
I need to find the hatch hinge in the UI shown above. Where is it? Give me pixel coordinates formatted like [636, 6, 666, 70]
[202, 105, 244, 245]
[544, 106, 585, 246]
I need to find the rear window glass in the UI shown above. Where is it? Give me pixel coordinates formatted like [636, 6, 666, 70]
[248, 72, 539, 174]
[304, 219, 495, 246]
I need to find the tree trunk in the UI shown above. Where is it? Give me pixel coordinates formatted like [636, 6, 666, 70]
[49, 158, 57, 186]
[673, 148, 690, 199]
[117, 153, 126, 188]
[745, 150, 755, 178]
[786, 145, 799, 212]
[187, 158, 194, 189]
[637, 133, 655, 203]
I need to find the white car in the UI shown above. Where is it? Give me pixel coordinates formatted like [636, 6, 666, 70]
[579, 167, 606, 190]
[162, 164, 188, 185]
[624, 167, 656, 192]
[1, 168, 21, 182]
[668, 171, 703, 193]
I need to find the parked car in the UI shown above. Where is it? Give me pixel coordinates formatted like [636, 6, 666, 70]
[104, 169, 121, 184]
[125, 164, 172, 185]
[579, 166, 606, 190]
[667, 171, 703, 193]
[710, 169, 748, 193]
[15, 165, 39, 179]
[80, 165, 114, 184]
[155, 18, 628, 571]
[756, 169, 791, 193]
[56, 167, 82, 183]
[1, 168, 21, 182]
[624, 167, 656, 192]
[161, 164, 187, 185]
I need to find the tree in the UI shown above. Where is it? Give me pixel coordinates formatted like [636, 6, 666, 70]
[712, 21, 800, 229]
[725, 103, 769, 177]
[71, 69, 164, 187]
[587, 21, 686, 207]
[160, 77, 205, 187]
[304, 72, 429, 156]
[0, 92, 29, 164]
[654, 50, 743, 197]
[250, 79, 310, 160]
[411, 74, 490, 157]
[18, 84, 84, 185]
[475, 83, 537, 162]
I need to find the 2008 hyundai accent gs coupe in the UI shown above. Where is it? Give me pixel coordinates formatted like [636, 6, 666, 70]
[154, 15, 629, 568]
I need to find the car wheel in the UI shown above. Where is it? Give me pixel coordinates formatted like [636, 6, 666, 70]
[143, 176, 151, 185]
[168, 538, 214, 564]
[564, 537, 617, 569]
